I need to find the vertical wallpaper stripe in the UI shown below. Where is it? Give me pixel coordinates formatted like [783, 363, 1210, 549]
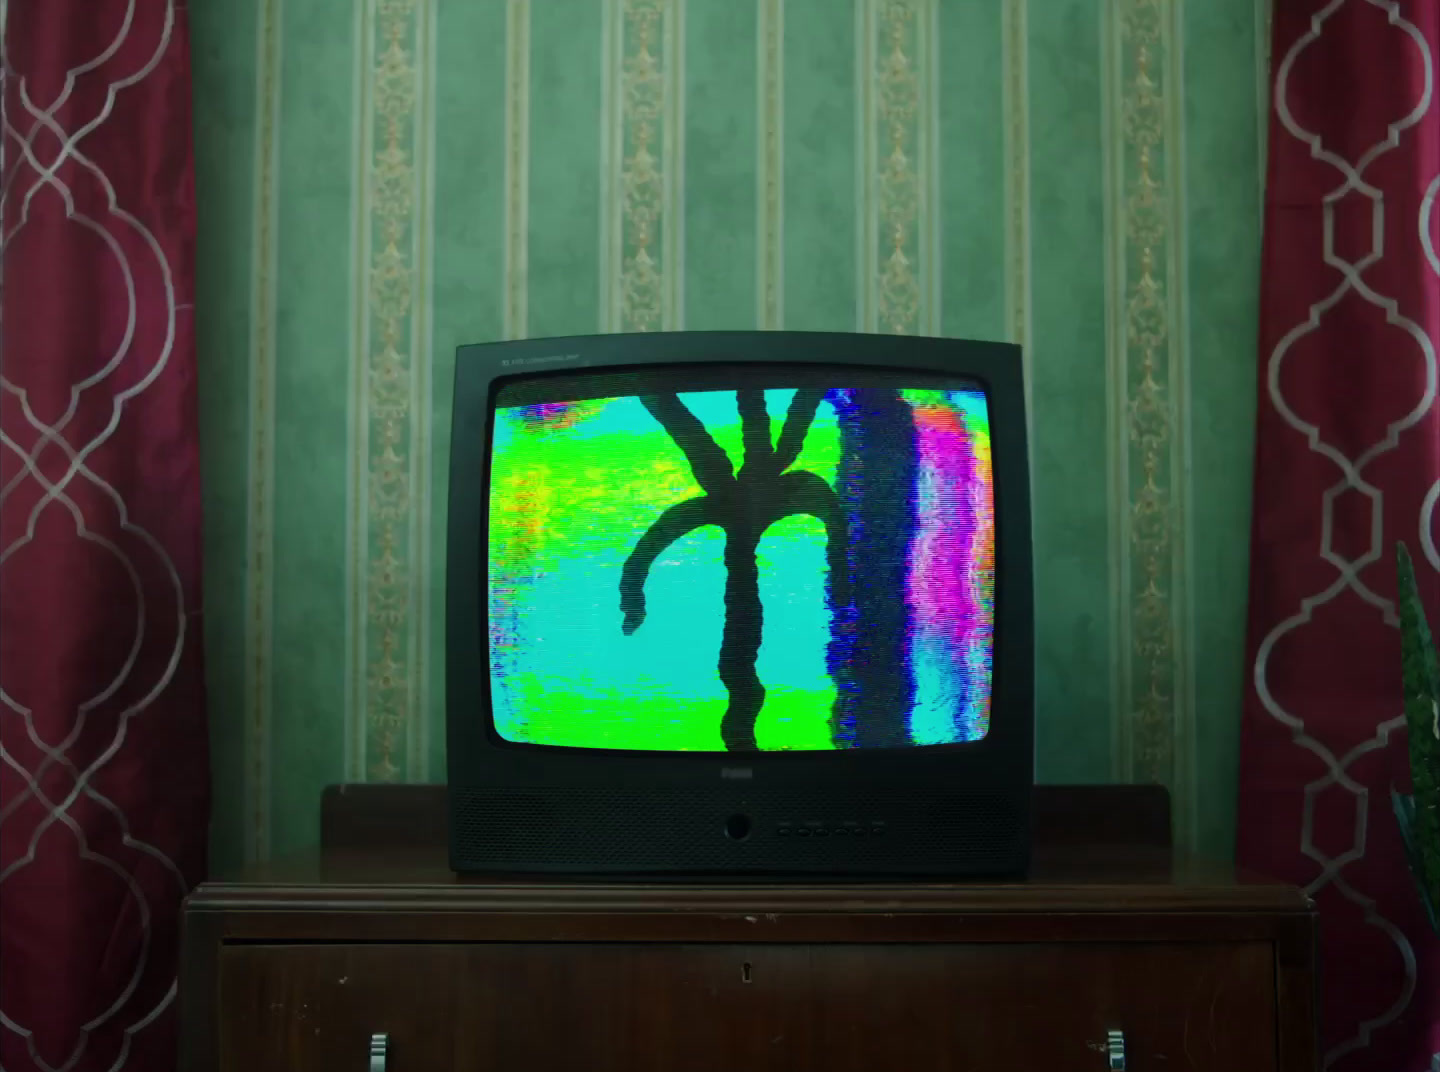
[780, 0, 854, 333]
[600, 0, 686, 333]
[1255, 0, 1271, 209]
[1103, 0, 1193, 844]
[344, 0, 369, 784]
[663, 0, 685, 330]
[854, 0, 875, 332]
[1001, 0, 1031, 400]
[504, 0, 530, 341]
[599, 0, 619, 332]
[413, 0, 437, 782]
[856, 0, 940, 336]
[923, 0, 940, 335]
[244, 0, 282, 864]
[1168, 0, 1195, 850]
[756, 0, 784, 330]
[347, 0, 434, 783]
[1102, 0, 1126, 791]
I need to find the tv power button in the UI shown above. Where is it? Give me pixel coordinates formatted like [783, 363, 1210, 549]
[724, 814, 753, 841]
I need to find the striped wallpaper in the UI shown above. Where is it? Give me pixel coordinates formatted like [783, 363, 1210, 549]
[193, 0, 1266, 868]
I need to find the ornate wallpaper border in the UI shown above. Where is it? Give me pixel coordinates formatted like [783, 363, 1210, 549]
[504, 0, 530, 341]
[600, 0, 686, 333]
[1103, 0, 1194, 844]
[855, 0, 940, 337]
[756, 0, 784, 330]
[346, 0, 436, 784]
[244, 0, 282, 864]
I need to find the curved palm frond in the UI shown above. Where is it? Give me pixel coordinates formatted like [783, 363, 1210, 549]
[737, 388, 772, 471]
[619, 496, 716, 634]
[640, 393, 733, 492]
[772, 388, 826, 473]
[767, 469, 851, 608]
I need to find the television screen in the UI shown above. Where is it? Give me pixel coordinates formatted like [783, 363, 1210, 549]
[487, 366, 995, 754]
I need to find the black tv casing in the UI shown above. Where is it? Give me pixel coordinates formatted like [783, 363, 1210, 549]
[446, 331, 1034, 878]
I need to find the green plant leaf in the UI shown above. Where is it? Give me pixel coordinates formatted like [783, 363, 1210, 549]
[1393, 790, 1440, 934]
[1396, 542, 1440, 931]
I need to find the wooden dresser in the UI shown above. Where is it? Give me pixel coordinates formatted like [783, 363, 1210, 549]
[180, 787, 1318, 1071]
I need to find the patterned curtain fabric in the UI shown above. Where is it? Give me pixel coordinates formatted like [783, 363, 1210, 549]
[0, 2, 207, 1070]
[1239, 1, 1440, 1068]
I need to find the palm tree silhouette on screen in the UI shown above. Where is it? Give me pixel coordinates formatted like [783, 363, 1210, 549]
[619, 389, 850, 751]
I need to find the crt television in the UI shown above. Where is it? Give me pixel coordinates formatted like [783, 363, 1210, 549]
[447, 331, 1034, 877]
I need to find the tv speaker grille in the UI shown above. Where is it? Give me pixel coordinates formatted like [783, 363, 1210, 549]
[450, 785, 1027, 876]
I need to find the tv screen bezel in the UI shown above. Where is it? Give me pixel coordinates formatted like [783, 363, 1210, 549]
[448, 331, 1033, 789]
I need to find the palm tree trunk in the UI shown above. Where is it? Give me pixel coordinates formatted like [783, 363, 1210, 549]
[718, 525, 765, 750]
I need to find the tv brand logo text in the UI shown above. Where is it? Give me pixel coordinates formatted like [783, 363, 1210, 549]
[501, 353, 580, 367]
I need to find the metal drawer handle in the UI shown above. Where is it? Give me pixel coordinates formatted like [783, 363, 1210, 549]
[369, 1033, 388, 1071]
[1106, 1029, 1126, 1071]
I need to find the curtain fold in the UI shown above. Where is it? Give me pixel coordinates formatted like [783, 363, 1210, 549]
[1239, 1, 1440, 1068]
[0, 2, 207, 1070]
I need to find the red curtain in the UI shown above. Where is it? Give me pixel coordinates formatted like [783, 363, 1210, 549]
[1240, 1, 1440, 1067]
[0, 1, 207, 1070]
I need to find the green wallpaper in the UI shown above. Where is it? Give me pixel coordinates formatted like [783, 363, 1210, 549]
[193, 0, 1265, 869]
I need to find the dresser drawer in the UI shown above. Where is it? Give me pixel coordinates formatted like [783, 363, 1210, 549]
[218, 940, 1277, 1071]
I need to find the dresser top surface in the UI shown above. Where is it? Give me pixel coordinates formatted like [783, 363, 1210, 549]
[189, 843, 1310, 916]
